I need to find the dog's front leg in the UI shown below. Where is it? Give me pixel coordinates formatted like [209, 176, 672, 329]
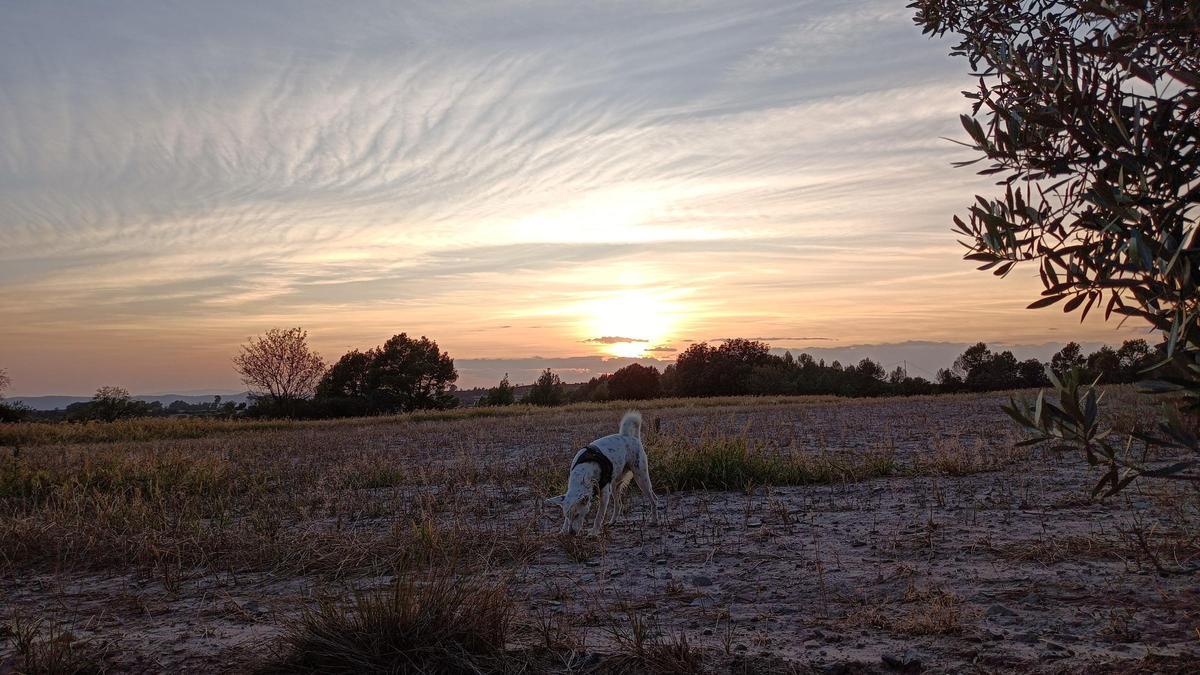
[590, 484, 612, 536]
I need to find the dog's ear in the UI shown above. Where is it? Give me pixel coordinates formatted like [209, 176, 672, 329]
[544, 495, 565, 507]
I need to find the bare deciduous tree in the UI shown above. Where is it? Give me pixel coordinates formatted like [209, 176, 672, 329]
[0, 369, 10, 398]
[233, 327, 326, 402]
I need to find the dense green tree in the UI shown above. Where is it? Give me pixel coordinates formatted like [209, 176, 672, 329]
[523, 369, 565, 406]
[1086, 346, 1122, 382]
[608, 363, 661, 400]
[1116, 339, 1154, 382]
[1017, 359, 1050, 388]
[316, 350, 372, 399]
[675, 339, 774, 397]
[855, 358, 887, 382]
[479, 374, 516, 407]
[364, 334, 458, 413]
[952, 343, 991, 380]
[1050, 342, 1087, 378]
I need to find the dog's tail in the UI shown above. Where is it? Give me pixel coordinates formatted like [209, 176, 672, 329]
[619, 410, 642, 439]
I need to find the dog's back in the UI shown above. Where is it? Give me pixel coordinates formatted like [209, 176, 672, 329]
[585, 411, 642, 472]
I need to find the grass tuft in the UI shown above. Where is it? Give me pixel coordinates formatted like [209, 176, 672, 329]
[263, 570, 514, 674]
[604, 607, 705, 674]
[2, 617, 111, 674]
[844, 588, 976, 636]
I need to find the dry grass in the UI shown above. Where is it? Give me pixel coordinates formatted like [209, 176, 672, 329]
[263, 569, 515, 674]
[602, 608, 706, 674]
[1, 617, 111, 674]
[0, 395, 840, 447]
[0, 398, 920, 579]
[844, 587, 977, 636]
[994, 534, 1116, 565]
[907, 436, 1030, 476]
[2, 390, 1196, 672]
[994, 524, 1200, 574]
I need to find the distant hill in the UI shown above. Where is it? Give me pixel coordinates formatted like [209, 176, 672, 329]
[11, 392, 251, 411]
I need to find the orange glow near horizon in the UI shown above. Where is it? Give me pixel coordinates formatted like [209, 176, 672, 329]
[580, 289, 681, 358]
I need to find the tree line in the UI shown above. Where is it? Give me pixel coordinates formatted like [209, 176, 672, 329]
[480, 338, 1159, 406]
[0, 332, 1162, 423]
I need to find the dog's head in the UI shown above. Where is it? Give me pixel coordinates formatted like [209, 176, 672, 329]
[545, 491, 591, 535]
[546, 461, 599, 535]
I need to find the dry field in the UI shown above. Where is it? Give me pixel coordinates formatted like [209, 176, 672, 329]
[1, 391, 1197, 673]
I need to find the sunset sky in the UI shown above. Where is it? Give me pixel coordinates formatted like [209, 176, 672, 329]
[0, 1, 1149, 396]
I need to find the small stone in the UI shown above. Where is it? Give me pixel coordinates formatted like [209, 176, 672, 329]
[580, 574, 595, 582]
[692, 575, 713, 587]
[881, 650, 922, 672]
[608, 569, 623, 578]
[1041, 640, 1072, 654]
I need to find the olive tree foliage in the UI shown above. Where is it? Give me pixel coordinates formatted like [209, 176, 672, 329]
[233, 327, 326, 403]
[913, 0, 1199, 494]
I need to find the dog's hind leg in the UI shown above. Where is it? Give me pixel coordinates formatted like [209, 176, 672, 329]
[608, 471, 632, 525]
[632, 452, 660, 525]
[591, 483, 612, 536]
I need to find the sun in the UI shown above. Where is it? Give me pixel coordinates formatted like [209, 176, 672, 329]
[582, 290, 677, 357]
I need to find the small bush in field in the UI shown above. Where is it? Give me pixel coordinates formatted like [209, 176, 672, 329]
[264, 570, 514, 674]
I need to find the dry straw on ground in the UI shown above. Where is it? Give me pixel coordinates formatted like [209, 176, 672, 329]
[1, 389, 1197, 672]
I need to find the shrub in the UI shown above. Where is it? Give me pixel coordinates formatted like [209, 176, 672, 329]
[0, 400, 30, 423]
[266, 571, 514, 674]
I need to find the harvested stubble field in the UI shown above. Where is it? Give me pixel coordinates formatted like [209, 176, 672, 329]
[1, 391, 1197, 673]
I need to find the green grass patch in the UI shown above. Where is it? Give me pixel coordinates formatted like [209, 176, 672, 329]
[652, 436, 895, 491]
